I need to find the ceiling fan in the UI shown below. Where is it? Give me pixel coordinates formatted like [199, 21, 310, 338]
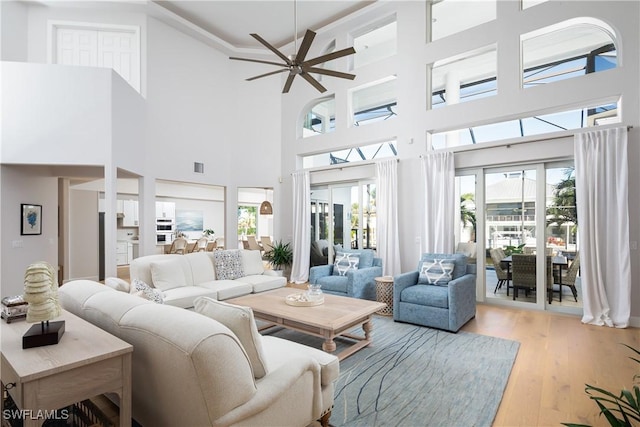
[229, 2, 356, 93]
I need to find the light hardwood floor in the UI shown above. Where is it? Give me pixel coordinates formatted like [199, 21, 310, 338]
[114, 266, 639, 426]
[464, 304, 639, 427]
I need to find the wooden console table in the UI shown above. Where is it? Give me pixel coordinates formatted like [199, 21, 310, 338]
[1, 310, 133, 427]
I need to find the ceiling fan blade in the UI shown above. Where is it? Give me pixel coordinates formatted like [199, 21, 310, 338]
[251, 33, 292, 65]
[304, 47, 356, 67]
[229, 57, 288, 68]
[301, 72, 327, 93]
[282, 73, 296, 94]
[295, 29, 316, 63]
[305, 67, 356, 80]
[247, 68, 290, 81]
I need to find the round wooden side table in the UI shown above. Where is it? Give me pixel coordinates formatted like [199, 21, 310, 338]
[374, 276, 394, 316]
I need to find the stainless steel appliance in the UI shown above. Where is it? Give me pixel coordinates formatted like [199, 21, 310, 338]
[156, 218, 175, 232]
[156, 218, 175, 244]
[156, 232, 173, 245]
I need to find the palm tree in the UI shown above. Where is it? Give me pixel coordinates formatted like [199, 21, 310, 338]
[547, 168, 577, 226]
[460, 193, 477, 242]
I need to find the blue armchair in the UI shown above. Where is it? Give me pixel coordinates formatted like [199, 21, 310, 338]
[393, 253, 476, 332]
[309, 249, 382, 300]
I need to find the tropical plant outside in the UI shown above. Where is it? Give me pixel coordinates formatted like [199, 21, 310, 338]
[460, 192, 477, 242]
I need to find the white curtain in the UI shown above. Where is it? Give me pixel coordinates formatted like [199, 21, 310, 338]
[290, 170, 311, 284]
[421, 152, 455, 254]
[376, 159, 401, 276]
[575, 127, 631, 328]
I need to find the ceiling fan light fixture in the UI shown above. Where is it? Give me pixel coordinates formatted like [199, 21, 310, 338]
[229, 0, 356, 93]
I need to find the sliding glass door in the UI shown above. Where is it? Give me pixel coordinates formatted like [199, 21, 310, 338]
[459, 161, 580, 313]
[310, 181, 376, 266]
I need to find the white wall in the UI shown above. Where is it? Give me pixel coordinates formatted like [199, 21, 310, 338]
[69, 188, 99, 281]
[0, 166, 58, 296]
[0, 1, 28, 61]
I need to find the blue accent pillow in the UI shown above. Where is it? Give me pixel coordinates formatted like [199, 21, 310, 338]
[333, 252, 360, 276]
[418, 259, 455, 286]
[418, 253, 468, 280]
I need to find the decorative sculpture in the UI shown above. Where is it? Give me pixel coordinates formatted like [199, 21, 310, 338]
[22, 261, 65, 348]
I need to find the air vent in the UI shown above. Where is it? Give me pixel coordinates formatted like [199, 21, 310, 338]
[194, 162, 204, 174]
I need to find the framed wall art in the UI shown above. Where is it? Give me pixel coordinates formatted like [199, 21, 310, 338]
[21, 204, 42, 235]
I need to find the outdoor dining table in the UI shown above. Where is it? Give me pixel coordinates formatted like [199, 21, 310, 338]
[501, 255, 569, 303]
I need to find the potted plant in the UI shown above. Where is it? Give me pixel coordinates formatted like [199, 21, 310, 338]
[203, 229, 215, 240]
[264, 240, 293, 279]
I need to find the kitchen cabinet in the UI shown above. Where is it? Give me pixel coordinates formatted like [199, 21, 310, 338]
[117, 200, 124, 214]
[155, 202, 176, 219]
[122, 200, 139, 227]
[116, 241, 128, 266]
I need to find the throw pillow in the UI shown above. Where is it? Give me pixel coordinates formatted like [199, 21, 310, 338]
[418, 259, 455, 286]
[104, 277, 130, 292]
[150, 260, 187, 291]
[194, 297, 268, 379]
[213, 250, 244, 280]
[333, 252, 360, 276]
[240, 249, 265, 276]
[131, 279, 164, 304]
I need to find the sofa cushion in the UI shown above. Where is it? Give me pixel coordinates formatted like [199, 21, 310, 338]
[418, 259, 455, 286]
[333, 252, 360, 276]
[316, 275, 348, 294]
[151, 259, 188, 291]
[334, 248, 375, 268]
[194, 297, 268, 379]
[240, 250, 265, 276]
[186, 252, 216, 285]
[401, 284, 449, 309]
[198, 280, 253, 300]
[162, 286, 218, 309]
[131, 279, 165, 304]
[234, 275, 286, 293]
[214, 250, 244, 280]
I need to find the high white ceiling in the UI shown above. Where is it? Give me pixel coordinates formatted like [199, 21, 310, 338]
[155, 0, 374, 50]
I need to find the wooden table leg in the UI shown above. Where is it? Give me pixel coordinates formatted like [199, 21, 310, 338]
[322, 331, 337, 353]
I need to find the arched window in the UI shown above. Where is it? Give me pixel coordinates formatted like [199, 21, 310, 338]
[521, 18, 617, 88]
[301, 96, 335, 138]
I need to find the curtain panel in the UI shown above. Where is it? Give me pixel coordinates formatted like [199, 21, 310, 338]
[376, 159, 401, 276]
[575, 127, 631, 328]
[420, 152, 455, 254]
[290, 170, 311, 284]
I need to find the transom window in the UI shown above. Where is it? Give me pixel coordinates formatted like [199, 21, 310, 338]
[431, 45, 497, 109]
[351, 16, 397, 69]
[430, 100, 620, 149]
[351, 76, 397, 127]
[430, 0, 496, 41]
[302, 140, 397, 169]
[522, 19, 617, 88]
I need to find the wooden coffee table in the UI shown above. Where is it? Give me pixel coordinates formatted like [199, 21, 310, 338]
[227, 288, 386, 360]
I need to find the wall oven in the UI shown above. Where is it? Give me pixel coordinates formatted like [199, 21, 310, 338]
[156, 232, 173, 245]
[156, 218, 175, 232]
[156, 218, 175, 244]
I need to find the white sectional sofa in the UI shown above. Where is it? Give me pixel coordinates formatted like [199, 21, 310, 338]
[59, 280, 338, 427]
[128, 250, 286, 308]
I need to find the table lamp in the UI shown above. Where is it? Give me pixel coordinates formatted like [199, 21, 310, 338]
[22, 261, 65, 349]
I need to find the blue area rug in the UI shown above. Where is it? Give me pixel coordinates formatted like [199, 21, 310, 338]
[266, 315, 519, 427]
